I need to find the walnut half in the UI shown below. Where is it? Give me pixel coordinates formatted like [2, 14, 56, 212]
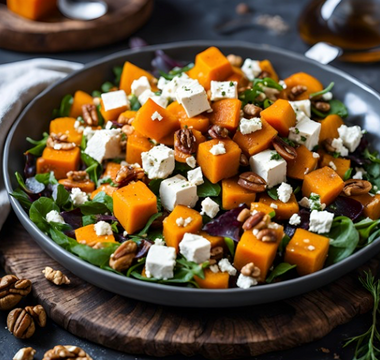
[42, 267, 71, 286]
[43, 345, 93, 360]
[7, 308, 36, 339]
[13, 347, 36, 360]
[0, 274, 32, 310]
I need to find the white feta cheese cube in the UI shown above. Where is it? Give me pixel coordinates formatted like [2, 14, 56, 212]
[289, 213, 301, 226]
[176, 81, 211, 117]
[141, 144, 175, 179]
[70, 188, 88, 206]
[159, 174, 199, 211]
[277, 182, 292, 203]
[84, 129, 122, 163]
[138, 89, 168, 108]
[157, 76, 170, 90]
[239, 117, 262, 135]
[236, 274, 258, 289]
[131, 76, 151, 97]
[186, 155, 197, 168]
[249, 149, 287, 188]
[218, 258, 237, 276]
[179, 233, 211, 263]
[353, 168, 364, 180]
[289, 100, 311, 118]
[161, 73, 195, 100]
[309, 210, 334, 234]
[101, 90, 129, 111]
[241, 58, 262, 80]
[200, 197, 220, 218]
[288, 118, 321, 150]
[151, 111, 163, 121]
[331, 138, 349, 157]
[46, 210, 65, 224]
[209, 141, 226, 155]
[187, 167, 204, 186]
[210, 81, 238, 101]
[94, 221, 113, 236]
[145, 245, 176, 280]
[338, 125, 362, 152]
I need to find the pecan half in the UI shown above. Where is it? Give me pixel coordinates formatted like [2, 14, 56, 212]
[342, 179, 372, 196]
[243, 103, 262, 118]
[256, 228, 277, 242]
[208, 125, 229, 139]
[313, 101, 331, 112]
[272, 136, 297, 161]
[238, 172, 267, 192]
[7, 308, 35, 339]
[115, 165, 145, 186]
[0, 275, 32, 311]
[288, 85, 307, 100]
[254, 214, 271, 230]
[46, 133, 76, 151]
[239, 154, 249, 167]
[82, 104, 98, 126]
[227, 54, 243, 67]
[109, 240, 138, 272]
[66, 170, 89, 182]
[210, 246, 224, 260]
[13, 347, 36, 360]
[25, 305, 47, 327]
[42, 267, 70, 286]
[242, 211, 265, 230]
[175, 128, 196, 154]
[241, 262, 261, 278]
[322, 138, 336, 153]
[43, 345, 93, 360]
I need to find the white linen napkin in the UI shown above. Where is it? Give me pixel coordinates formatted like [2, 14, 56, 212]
[0, 58, 83, 230]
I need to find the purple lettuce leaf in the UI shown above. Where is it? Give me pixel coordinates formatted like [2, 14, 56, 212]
[60, 208, 83, 230]
[129, 37, 148, 49]
[135, 239, 153, 260]
[151, 50, 186, 76]
[284, 208, 310, 238]
[24, 153, 36, 179]
[326, 196, 364, 222]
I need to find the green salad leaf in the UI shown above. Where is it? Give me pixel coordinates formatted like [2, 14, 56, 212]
[197, 178, 221, 198]
[137, 212, 163, 236]
[54, 184, 72, 210]
[266, 263, 297, 283]
[52, 94, 73, 118]
[80, 191, 113, 215]
[10, 188, 32, 209]
[311, 99, 348, 119]
[101, 81, 114, 93]
[29, 197, 60, 233]
[81, 152, 102, 184]
[224, 237, 235, 257]
[113, 65, 123, 85]
[35, 172, 58, 185]
[25, 132, 49, 156]
[129, 95, 141, 111]
[159, 63, 194, 80]
[309, 82, 334, 99]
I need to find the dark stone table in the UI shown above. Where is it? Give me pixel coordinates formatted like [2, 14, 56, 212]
[1, 0, 379, 359]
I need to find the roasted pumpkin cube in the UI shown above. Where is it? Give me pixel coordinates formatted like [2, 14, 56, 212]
[7, 0, 57, 20]
[259, 193, 299, 220]
[283, 72, 324, 100]
[50, 117, 83, 146]
[126, 132, 153, 166]
[234, 226, 284, 281]
[199, 231, 226, 249]
[319, 151, 351, 179]
[259, 60, 279, 82]
[75, 224, 116, 247]
[233, 119, 278, 157]
[194, 269, 229, 289]
[226, 66, 250, 88]
[286, 145, 318, 180]
[250, 202, 276, 216]
[113, 181, 157, 234]
[197, 139, 241, 184]
[187, 47, 233, 90]
[163, 205, 203, 253]
[69, 90, 93, 119]
[318, 115, 344, 143]
[58, 179, 95, 193]
[100, 92, 128, 122]
[284, 228, 329, 276]
[222, 177, 256, 210]
[119, 62, 158, 94]
[351, 193, 380, 220]
[36, 147, 80, 180]
[260, 99, 296, 137]
[103, 162, 121, 181]
[208, 99, 242, 132]
[90, 184, 118, 200]
[302, 166, 344, 205]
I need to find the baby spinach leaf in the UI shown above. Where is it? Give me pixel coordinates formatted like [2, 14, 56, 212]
[96, 104, 104, 126]
[29, 197, 60, 232]
[52, 94, 73, 118]
[25, 132, 49, 156]
[92, 90, 101, 98]
[129, 95, 141, 111]
[35, 172, 58, 185]
[266, 263, 297, 283]
[253, 77, 283, 91]
[312, 99, 348, 119]
[343, 168, 353, 181]
[81, 151, 102, 184]
[363, 148, 380, 164]
[279, 234, 291, 254]
[10, 188, 32, 209]
[80, 192, 113, 215]
[148, 178, 163, 195]
[137, 212, 162, 236]
[92, 191, 113, 212]
[113, 65, 123, 85]
[54, 184, 71, 209]
[82, 215, 97, 226]
[197, 178, 221, 197]
[126, 258, 146, 277]
[101, 81, 114, 93]
[355, 218, 380, 246]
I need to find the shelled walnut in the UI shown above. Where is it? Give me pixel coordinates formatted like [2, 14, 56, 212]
[42, 267, 71, 286]
[0, 274, 32, 310]
[13, 347, 36, 360]
[7, 308, 36, 339]
[43, 345, 93, 360]
[25, 305, 47, 327]
[109, 240, 138, 272]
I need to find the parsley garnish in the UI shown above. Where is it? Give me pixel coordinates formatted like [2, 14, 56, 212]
[270, 152, 282, 161]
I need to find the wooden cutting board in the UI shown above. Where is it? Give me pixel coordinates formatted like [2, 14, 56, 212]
[0, 0, 153, 53]
[0, 213, 377, 359]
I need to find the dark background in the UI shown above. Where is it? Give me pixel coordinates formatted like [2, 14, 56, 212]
[0, 0, 379, 359]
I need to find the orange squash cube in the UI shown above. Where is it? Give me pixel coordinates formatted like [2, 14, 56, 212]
[133, 99, 180, 141]
[36, 147, 80, 180]
[222, 177, 256, 210]
[259, 60, 279, 82]
[75, 224, 116, 248]
[234, 226, 284, 281]
[260, 99, 296, 137]
[58, 179, 95, 193]
[319, 151, 351, 179]
[90, 184, 118, 200]
[194, 269, 229, 289]
[163, 205, 203, 253]
[284, 228, 329, 276]
[250, 202, 276, 217]
[126, 132, 153, 166]
[100, 97, 128, 122]
[113, 181, 157, 234]
[208, 99, 242, 132]
[318, 115, 344, 143]
[187, 47, 233, 90]
[302, 166, 344, 205]
[69, 91, 93, 119]
[199, 231, 226, 249]
[283, 72, 324, 100]
[226, 66, 250, 88]
[7, 0, 57, 20]
[119, 110, 137, 122]
[286, 145, 318, 180]
[258, 193, 299, 220]
[50, 117, 83, 146]
[119, 62, 158, 94]
[351, 193, 380, 220]
[233, 119, 278, 156]
[197, 139, 241, 184]
[103, 162, 121, 181]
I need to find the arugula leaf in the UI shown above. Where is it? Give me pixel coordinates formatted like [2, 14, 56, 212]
[253, 77, 283, 91]
[25, 132, 49, 156]
[224, 237, 235, 256]
[197, 178, 221, 197]
[29, 197, 60, 232]
[101, 81, 114, 93]
[363, 148, 380, 164]
[10, 188, 32, 209]
[52, 94, 73, 118]
[35, 171, 58, 185]
[129, 95, 141, 111]
[113, 65, 123, 85]
[81, 152, 102, 184]
[343, 168, 353, 181]
[309, 82, 334, 99]
[137, 212, 162, 236]
[267, 185, 279, 200]
[126, 258, 146, 277]
[158, 63, 194, 80]
[266, 263, 297, 283]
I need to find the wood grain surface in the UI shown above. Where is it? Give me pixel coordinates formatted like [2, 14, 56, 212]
[0, 0, 153, 53]
[0, 215, 377, 359]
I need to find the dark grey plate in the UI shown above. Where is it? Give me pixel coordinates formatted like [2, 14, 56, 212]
[4, 41, 380, 308]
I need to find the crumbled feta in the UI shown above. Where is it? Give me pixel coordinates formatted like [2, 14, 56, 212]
[83, 126, 95, 140]
[209, 141, 226, 155]
[157, 76, 170, 90]
[309, 210, 334, 234]
[94, 221, 113, 236]
[312, 152, 320, 159]
[154, 238, 166, 246]
[308, 245, 316, 251]
[176, 80, 211, 117]
[331, 138, 349, 157]
[289, 213, 301, 226]
[74, 120, 84, 133]
[179, 233, 211, 263]
[186, 155, 197, 168]
[138, 89, 168, 108]
[289, 100, 311, 122]
[237, 274, 258, 289]
[329, 161, 337, 171]
[241, 58, 262, 80]
[277, 182, 292, 203]
[131, 76, 151, 97]
[239, 117, 262, 135]
[84, 129, 122, 163]
[209, 264, 220, 273]
[70, 188, 88, 206]
[200, 197, 220, 218]
[218, 258, 237, 276]
[270, 203, 278, 209]
[46, 210, 65, 224]
[176, 217, 193, 227]
[145, 245, 176, 280]
[249, 149, 286, 188]
[123, 230, 128, 237]
[159, 174, 198, 211]
[151, 111, 163, 121]
[187, 167, 204, 186]
[322, 91, 333, 101]
[353, 167, 366, 180]
[141, 144, 175, 179]
[161, 73, 195, 100]
[299, 193, 326, 211]
[338, 125, 363, 152]
[105, 121, 113, 130]
[101, 90, 129, 111]
[288, 118, 321, 150]
[210, 80, 238, 101]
